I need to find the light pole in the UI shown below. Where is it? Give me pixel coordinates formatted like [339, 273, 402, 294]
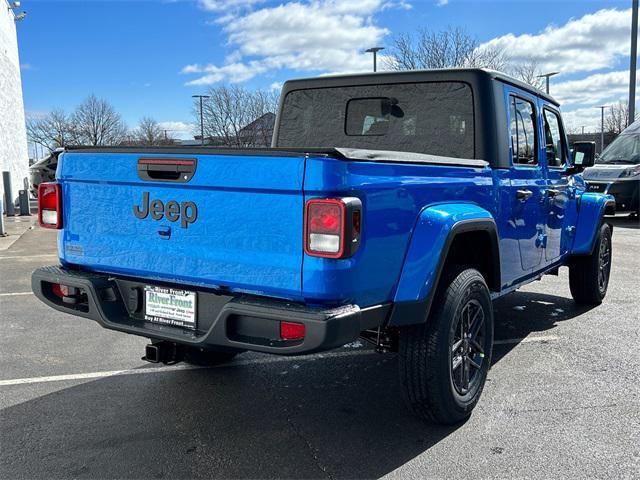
[596, 105, 610, 153]
[162, 129, 174, 141]
[192, 95, 210, 146]
[629, 0, 638, 126]
[365, 47, 384, 72]
[536, 71, 560, 94]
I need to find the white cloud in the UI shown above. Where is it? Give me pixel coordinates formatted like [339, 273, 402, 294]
[25, 111, 48, 120]
[480, 8, 631, 74]
[555, 71, 638, 132]
[382, 0, 412, 10]
[270, 81, 284, 92]
[436, 0, 449, 6]
[561, 102, 633, 134]
[182, 61, 267, 84]
[552, 70, 633, 107]
[183, 0, 392, 85]
[158, 121, 195, 140]
[198, 0, 264, 12]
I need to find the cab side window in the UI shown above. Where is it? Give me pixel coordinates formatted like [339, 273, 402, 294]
[543, 109, 566, 168]
[509, 96, 538, 166]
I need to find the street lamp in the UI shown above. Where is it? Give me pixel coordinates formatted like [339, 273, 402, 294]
[192, 95, 210, 146]
[365, 47, 384, 72]
[629, 0, 638, 126]
[536, 71, 560, 94]
[162, 129, 174, 141]
[596, 105, 610, 154]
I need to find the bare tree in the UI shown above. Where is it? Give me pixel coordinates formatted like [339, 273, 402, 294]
[509, 60, 545, 90]
[26, 109, 77, 154]
[134, 117, 167, 146]
[244, 89, 279, 146]
[605, 101, 637, 135]
[385, 27, 506, 71]
[384, 26, 553, 91]
[198, 85, 278, 147]
[72, 95, 128, 146]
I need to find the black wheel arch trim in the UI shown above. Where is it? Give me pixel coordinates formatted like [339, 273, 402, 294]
[388, 217, 500, 327]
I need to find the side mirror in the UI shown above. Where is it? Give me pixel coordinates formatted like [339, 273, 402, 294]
[569, 141, 596, 174]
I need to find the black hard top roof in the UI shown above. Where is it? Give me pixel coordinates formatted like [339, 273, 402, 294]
[282, 68, 560, 107]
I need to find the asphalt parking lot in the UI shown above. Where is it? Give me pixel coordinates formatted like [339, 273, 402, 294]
[1, 216, 639, 479]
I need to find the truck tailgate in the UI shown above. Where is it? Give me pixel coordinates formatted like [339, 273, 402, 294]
[58, 151, 306, 300]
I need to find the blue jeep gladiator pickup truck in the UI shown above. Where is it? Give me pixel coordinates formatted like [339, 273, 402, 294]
[33, 69, 614, 425]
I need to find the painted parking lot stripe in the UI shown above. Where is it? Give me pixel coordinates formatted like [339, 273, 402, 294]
[0, 350, 376, 387]
[0, 254, 58, 260]
[0, 336, 558, 386]
[0, 292, 33, 297]
[494, 335, 558, 345]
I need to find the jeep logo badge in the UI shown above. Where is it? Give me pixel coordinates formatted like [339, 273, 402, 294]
[133, 192, 198, 229]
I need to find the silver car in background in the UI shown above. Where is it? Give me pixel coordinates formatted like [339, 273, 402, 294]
[584, 120, 640, 216]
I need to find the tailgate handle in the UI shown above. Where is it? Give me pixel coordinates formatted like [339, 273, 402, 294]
[138, 158, 197, 182]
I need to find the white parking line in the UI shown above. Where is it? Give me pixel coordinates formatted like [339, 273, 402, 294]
[494, 335, 558, 345]
[0, 292, 33, 297]
[0, 254, 58, 260]
[0, 350, 375, 387]
[0, 336, 558, 387]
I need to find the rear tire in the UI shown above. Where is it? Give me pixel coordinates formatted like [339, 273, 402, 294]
[183, 347, 240, 366]
[399, 268, 493, 425]
[569, 223, 612, 305]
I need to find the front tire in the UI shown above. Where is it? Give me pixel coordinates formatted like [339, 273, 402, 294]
[399, 268, 494, 425]
[569, 223, 612, 305]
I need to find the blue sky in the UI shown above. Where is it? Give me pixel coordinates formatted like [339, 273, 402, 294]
[17, 0, 636, 138]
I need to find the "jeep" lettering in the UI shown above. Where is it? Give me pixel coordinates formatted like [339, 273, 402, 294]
[133, 192, 198, 229]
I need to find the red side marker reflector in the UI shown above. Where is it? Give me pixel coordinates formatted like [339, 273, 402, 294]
[52, 283, 70, 298]
[280, 321, 305, 341]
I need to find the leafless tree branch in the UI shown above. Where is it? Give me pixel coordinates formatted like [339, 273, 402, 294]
[72, 95, 127, 146]
[605, 101, 637, 135]
[384, 27, 506, 71]
[26, 109, 78, 154]
[197, 85, 279, 147]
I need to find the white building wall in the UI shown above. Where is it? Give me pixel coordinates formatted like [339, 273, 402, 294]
[0, 0, 29, 205]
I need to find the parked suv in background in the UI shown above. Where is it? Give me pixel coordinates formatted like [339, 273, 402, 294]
[29, 148, 63, 198]
[584, 120, 640, 215]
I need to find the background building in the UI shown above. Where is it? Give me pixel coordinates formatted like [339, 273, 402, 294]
[1, 0, 29, 207]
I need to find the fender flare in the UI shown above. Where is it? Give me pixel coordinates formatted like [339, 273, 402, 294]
[571, 192, 615, 256]
[388, 204, 500, 327]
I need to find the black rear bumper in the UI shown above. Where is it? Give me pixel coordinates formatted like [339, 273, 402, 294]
[32, 266, 389, 355]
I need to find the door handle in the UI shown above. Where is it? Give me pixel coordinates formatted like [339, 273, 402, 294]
[547, 188, 561, 197]
[516, 189, 533, 201]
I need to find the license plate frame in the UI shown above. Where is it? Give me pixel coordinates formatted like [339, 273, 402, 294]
[144, 286, 197, 330]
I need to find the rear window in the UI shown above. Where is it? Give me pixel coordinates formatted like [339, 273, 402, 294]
[277, 82, 475, 159]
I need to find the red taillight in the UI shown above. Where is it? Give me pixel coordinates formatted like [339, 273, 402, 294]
[51, 283, 70, 298]
[38, 182, 62, 229]
[280, 321, 305, 341]
[304, 197, 362, 259]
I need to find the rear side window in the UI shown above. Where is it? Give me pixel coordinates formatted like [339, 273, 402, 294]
[543, 109, 566, 168]
[509, 96, 538, 166]
[277, 82, 475, 159]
